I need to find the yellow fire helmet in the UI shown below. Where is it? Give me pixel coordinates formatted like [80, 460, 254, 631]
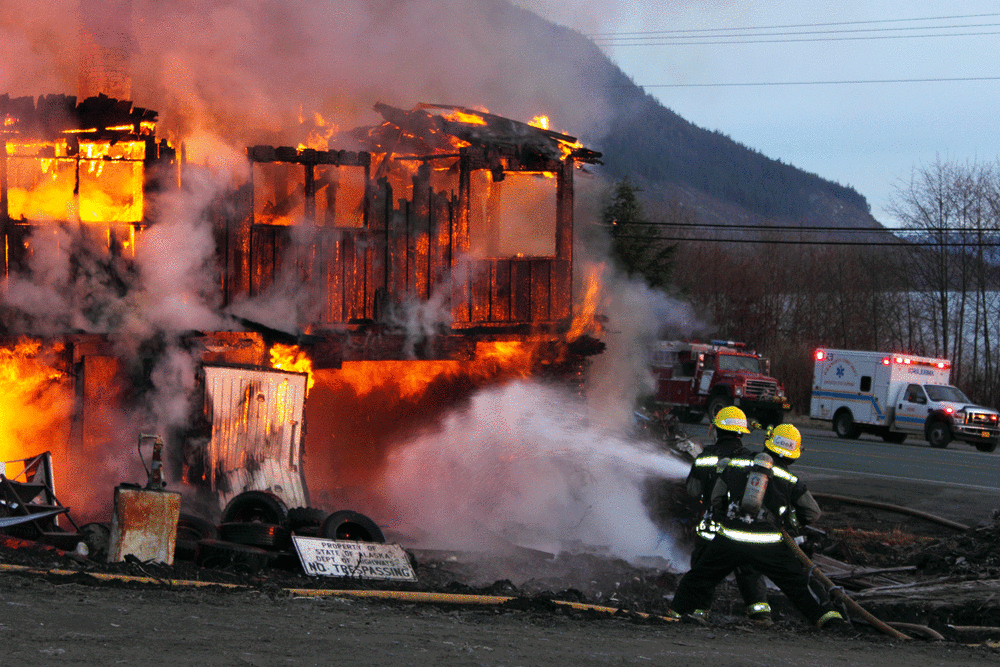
[713, 405, 751, 434]
[765, 423, 802, 459]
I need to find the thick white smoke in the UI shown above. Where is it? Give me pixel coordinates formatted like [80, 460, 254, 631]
[381, 381, 690, 564]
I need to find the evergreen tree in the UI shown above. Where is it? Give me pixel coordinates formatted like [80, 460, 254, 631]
[603, 178, 678, 290]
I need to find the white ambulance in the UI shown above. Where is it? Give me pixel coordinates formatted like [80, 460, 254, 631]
[809, 348, 1000, 452]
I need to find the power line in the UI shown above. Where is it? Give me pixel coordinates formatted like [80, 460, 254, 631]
[592, 24, 1000, 45]
[638, 76, 1000, 87]
[614, 220, 998, 234]
[586, 12, 1000, 38]
[593, 30, 1000, 47]
[611, 235, 1000, 247]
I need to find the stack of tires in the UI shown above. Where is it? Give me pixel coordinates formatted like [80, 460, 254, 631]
[183, 491, 385, 574]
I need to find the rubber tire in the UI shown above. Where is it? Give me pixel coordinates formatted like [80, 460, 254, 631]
[882, 431, 907, 444]
[976, 440, 998, 453]
[221, 491, 289, 526]
[218, 522, 291, 550]
[287, 507, 327, 534]
[177, 513, 218, 541]
[833, 410, 861, 439]
[321, 510, 385, 543]
[927, 421, 951, 449]
[707, 395, 731, 424]
[195, 538, 272, 573]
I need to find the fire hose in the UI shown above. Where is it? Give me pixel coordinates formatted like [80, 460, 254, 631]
[810, 493, 970, 532]
[780, 529, 911, 640]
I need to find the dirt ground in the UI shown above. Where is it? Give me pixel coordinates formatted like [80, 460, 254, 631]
[3, 478, 1000, 667]
[0, 570, 996, 667]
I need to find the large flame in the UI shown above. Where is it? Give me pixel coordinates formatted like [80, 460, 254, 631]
[269, 343, 315, 392]
[5, 138, 145, 223]
[567, 263, 605, 340]
[0, 339, 73, 466]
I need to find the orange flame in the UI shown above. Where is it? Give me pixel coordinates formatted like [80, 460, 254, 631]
[323, 341, 536, 401]
[269, 344, 315, 393]
[529, 115, 550, 130]
[5, 138, 145, 222]
[297, 111, 339, 151]
[567, 263, 605, 340]
[443, 110, 487, 125]
[0, 339, 72, 464]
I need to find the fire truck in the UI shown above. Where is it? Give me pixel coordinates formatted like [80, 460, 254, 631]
[648, 340, 790, 427]
[810, 348, 1000, 452]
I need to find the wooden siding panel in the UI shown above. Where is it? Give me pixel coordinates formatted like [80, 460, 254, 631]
[530, 259, 551, 322]
[470, 259, 491, 322]
[490, 260, 511, 322]
[550, 259, 572, 323]
[511, 260, 531, 323]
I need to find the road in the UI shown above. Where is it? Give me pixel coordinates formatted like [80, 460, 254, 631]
[678, 420, 1000, 526]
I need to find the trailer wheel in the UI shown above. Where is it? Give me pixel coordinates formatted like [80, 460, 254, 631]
[927, 421, 951, 449]
[321, 510, 385, 543]
[833, 410, 861, 439]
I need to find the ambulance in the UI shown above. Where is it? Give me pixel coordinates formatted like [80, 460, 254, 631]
[809, 348, 1000, 452]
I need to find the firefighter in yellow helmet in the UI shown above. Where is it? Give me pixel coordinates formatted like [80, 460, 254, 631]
[681, 405, 769, 622]
[765, 423, 802, 461]
[713, 405, 751, 435]
[669, 423, 846, 629]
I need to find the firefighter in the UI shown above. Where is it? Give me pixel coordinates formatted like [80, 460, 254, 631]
[668, 423, 846, 629]
[683, 405, 770, 622]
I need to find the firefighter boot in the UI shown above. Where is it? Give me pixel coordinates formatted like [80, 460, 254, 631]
[747, 602, 773, 627]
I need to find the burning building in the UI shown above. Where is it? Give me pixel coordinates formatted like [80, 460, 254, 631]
[0, 93, 605, 527]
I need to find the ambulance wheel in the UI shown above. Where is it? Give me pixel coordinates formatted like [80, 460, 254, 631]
[975, 441, 997, 453]
[882, 431, 906, 444]
[926, 421, 951, 449]
[321, 510, 385, 543]
[833, 410, 861, 439]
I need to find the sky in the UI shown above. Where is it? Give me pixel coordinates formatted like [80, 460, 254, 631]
[516, 0, 1000, 227]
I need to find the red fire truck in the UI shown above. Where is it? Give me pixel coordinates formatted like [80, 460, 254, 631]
[648, 340, 790, 427]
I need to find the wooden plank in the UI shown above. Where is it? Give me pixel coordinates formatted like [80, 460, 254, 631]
[410, 164, 431, 300]
[391, 203, 409, 304]
[451, 154, 472, 324]
[490, 260, 511, 322]
[511, 260, 532, 323]
[470, 259, 491, 323]
[325, 233, 344, 323]
[351, 231, 367, 320]
[341, 233, 359, 320]
[429, 191, 452, 300]
[250, 225, 275, 296]
[530, 259, 551, 322]
[550, 259, 572, 323]
[369, 178, 391, 322]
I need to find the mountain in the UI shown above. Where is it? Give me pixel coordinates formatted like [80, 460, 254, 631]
[483, 1, 888, 237]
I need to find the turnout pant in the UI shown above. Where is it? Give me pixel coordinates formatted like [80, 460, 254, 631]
[690, 535, 769, 613]
[672, 533, 824, 624]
